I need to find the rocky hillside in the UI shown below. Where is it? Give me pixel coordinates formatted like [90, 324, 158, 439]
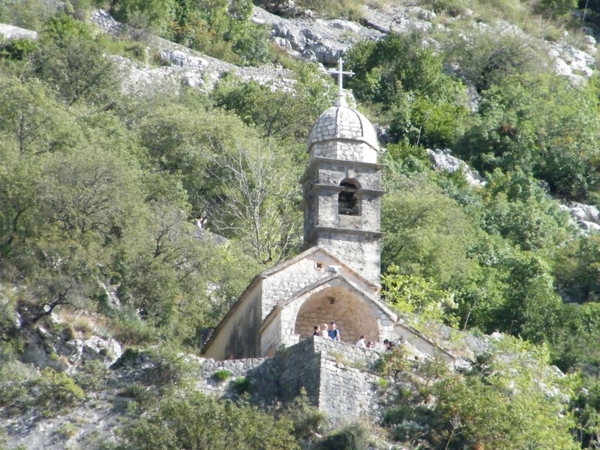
[2, 0, 600, 448]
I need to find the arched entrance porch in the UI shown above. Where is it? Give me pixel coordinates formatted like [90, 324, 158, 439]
[294, 286, 380, 344]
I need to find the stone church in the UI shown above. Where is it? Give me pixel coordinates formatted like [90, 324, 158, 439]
[202, 66, 399, 360]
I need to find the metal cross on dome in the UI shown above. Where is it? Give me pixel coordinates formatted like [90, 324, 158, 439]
[330, 57, 354, 106]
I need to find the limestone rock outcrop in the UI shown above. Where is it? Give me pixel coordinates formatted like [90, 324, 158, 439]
[0, 23, 38, 40]
[427, 148, 486, 188]
[560, 202, 600, 233]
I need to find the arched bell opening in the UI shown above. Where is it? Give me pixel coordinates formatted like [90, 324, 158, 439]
[294, 286, 379, 344]
[338, 179, 360, 216]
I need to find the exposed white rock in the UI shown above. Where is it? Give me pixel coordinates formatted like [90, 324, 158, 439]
[159, 49, 208, 69]
[273, 35, 292, 50]
[85, 3, 597, 95]
[91, 8, 124, 34]
[0, 23, 38, 40]
[547, 40, 596, 80]
[253, 5, 382, 65]
[83, 336, 122, 365]
[427, 148, 486, 188]
[559, 202, 600, 234]
[554, 57, 574, 77]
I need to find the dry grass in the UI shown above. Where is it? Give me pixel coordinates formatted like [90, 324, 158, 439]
[55, 309, 110, 340]
[416, 0, 591, 51]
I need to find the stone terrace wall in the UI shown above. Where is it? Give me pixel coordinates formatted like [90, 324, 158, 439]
[319, 355, 382, 423]
[197, 337, 384, 423]
[312, 338, 383, 422]
[197, 357, 267, 398]
[251, 337, 323, 406]
[312, 336, 381, 368]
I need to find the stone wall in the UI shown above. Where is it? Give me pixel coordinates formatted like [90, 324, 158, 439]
[261, 255, 326, 317]
[311, 140, 378, 163]
[316, 234, 382, 286]
[202, 284, 262, 360]
[197, 357, 267, 397]
[198, 337, 384, 424]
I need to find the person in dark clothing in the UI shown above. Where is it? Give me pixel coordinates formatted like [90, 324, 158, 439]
[383, 339, 398, 351]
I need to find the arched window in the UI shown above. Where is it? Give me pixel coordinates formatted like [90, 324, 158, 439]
[338, 179, 360, 215]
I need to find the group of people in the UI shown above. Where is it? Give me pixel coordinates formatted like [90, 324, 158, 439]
[355, 335, 374, 349]
[312, 323, 398, 352]
[313, 322, 340, 341]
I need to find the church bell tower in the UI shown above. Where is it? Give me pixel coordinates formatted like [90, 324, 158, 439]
[301, 59, 384, 285]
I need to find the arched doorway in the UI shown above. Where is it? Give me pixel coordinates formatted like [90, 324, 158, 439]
[294, 286, 379, 344]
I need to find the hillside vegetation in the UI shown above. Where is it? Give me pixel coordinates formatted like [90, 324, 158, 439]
[1, 0, 600, 448]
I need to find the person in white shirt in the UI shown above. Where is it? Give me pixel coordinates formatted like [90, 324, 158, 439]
[320, 323, 329, 338]
[356, 335, 366, 348]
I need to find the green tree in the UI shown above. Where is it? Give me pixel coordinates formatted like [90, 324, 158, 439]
[35, 146, 142, 243]
[111, 0, 177, 36]
[346, 32, 470, 147]
[204, 140, 302, 265]
[211, 67, 335, 143]
[384, 337, 579, 449]
[479, 169, 572, 251]
[456, 73, 600, 201]
[537, 0, 577, 17]
[136, 102, 302, 265]
[0, 78, 78, 156]
[444, 27, 546, 93]
[381, 264, 458, 325]
[119, 392, 300, 450]
[553, 234, 600, 304]
[0, 0, 56, 31]
[382, 174, 478, 284]
[30, 34, 120, 107]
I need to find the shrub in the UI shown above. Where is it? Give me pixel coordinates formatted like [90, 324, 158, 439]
[374, 346, 410, 379]
[73, 319, 94, 338]
[315, 423, 373, 450]
[145, 347, 197, 387]
[279, 388, 326, 440]
[0, 39, 37, 60]
[213, 369, 232, 382]
[111, 0, 176, 37]
[74, 359, 110, 391]
[232, 376, 250, 394]
[110, 311, 158, 346]
[0, 0, 55, 31]
[40, 13, 93, 41]
[118, 383, 156, 406]
[295, 0, 365, 19]
[36, 368, 85, 413]
[57, 423, 78, 439]
[443, 27, 546, 93]
[536, 0, 577, 17]
[119, 392, 299, 450]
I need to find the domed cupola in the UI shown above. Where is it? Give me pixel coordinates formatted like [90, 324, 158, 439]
[307, 92, 379, 164]
[300, 58, 384, 285]
[307, 95, 380, 155]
